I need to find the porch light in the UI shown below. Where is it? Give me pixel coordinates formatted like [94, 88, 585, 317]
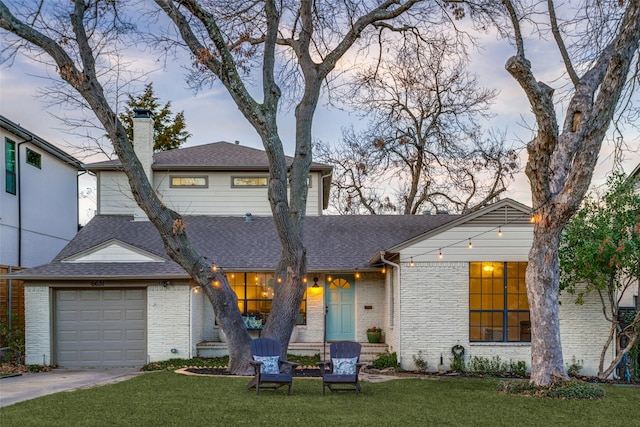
[310, 277, 322, 295]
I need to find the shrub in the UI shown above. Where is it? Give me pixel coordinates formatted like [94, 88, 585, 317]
[468, 355, 507, 374]
[508, 360, 527, 377]
[498, 379, 605, 400]
[566, 356, 583, 377]
[412, 351, 428, 372]
[450, 355, 465, 372]
[372, 351, 398, 369]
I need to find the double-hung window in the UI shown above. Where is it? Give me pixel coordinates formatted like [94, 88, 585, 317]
[469, 262, 530, 342]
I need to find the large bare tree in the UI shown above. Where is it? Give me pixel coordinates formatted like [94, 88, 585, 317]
[0, 0, 462, 373]
[316, 38, 518, 215]
[497, 0, 640, 386]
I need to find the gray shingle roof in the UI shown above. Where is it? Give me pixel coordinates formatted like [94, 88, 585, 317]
[13, 213, 458, 280]
[86, 141, 331, 171]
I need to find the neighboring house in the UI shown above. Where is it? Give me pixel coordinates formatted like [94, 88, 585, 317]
[0, 115, 83, 268]
[619, 162, 640, 310]
[9, 111, 612, 375]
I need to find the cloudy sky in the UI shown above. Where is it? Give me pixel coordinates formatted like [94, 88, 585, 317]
[1, 9, 638, 225]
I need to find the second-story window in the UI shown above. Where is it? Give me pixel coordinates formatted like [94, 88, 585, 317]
[170, 176, 208, 188]
[232, 176, 268, 187]
[26, 148, 41, 168]
[5, 138, 16, 195]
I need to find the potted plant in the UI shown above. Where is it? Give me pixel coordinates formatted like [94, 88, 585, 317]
[366, 326, 383, 343]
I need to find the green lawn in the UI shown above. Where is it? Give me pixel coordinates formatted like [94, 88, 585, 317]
[1, 372, 638, 426]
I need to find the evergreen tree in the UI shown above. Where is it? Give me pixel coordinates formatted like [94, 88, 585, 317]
[119, 83, 190, 151]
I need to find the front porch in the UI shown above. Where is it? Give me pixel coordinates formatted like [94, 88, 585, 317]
[196, 341, 389, 364]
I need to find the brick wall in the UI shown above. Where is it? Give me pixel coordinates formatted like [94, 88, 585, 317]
[24, 285, 51, 365]
[147, 283, 191, 361]
[398, 261, 611, 377]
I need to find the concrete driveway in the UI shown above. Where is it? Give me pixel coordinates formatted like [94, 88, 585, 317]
[0, 368, 143, 408]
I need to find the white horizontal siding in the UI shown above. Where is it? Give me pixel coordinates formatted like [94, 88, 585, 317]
[98, 171, 137, 215]
[98, 170, 322, 216]
[401, 225, 532, 264]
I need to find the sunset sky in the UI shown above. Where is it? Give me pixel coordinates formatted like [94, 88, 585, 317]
[1, 9, 638, 225]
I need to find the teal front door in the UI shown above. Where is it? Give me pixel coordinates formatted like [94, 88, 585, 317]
[325, 275, 355, 341]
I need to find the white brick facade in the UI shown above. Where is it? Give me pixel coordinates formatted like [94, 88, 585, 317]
[24, 285, 51, 365]
[394, 261, 611, 376]
[147, 283, 191, 362]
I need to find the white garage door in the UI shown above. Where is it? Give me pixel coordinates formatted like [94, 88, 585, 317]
[55, 288, 146, 367]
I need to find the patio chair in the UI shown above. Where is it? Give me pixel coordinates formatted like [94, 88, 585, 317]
[248, 338, 299, 395]
[317, 341, 364, 395]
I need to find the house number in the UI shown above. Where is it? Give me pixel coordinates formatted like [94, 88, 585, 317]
[91, 280, 105, 287]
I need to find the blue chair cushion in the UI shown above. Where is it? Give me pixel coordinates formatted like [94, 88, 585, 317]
[332, 357, 357, 375]
[254, 355, 279, 374]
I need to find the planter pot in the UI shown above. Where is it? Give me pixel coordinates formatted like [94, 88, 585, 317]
[367, 331, 382, 343]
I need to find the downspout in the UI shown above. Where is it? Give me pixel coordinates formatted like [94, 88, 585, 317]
[16, 137, 33, 266]
[319, 171, 332, 215]
[380, 252, 401, 368]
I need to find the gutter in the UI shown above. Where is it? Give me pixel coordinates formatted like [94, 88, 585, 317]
[380, 251, 401, 368]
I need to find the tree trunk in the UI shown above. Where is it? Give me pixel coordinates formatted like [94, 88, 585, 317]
[527, 219, 569, 386]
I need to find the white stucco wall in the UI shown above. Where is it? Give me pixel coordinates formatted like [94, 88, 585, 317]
[24, 285, 51, 365]
[147, 283, 191, 361]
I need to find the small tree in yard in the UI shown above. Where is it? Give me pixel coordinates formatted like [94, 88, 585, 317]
[560, 173, 640, 379]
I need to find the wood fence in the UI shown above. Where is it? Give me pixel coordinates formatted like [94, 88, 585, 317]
[0, 265, 25, 329]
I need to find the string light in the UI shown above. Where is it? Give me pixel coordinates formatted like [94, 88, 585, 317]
[381, 266, 387, 274]
[355, 269, 361, 279]
[392, 200, 551, 269]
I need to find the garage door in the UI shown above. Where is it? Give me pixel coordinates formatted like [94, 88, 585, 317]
[55, 288, 146, 367]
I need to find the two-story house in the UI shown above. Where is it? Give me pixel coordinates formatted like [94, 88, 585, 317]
[11, 110, 613, 376]
[0, 115, 83, 268]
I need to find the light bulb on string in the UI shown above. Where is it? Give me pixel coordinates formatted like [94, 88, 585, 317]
[498, 226, 502, 237]
[468, 239, 473, 249]
[409, 257, 415, 267]
[438, 249, 443, 259]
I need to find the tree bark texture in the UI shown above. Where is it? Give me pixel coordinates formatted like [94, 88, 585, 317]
[504, 0, 640, 386]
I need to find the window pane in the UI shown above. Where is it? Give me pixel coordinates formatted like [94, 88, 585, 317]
[26, 148, 41, 168]
[232, 176, 268, 187]
[470, 294, 481, 310]
[469, 278, 481, 294]
[170, 176, 207, 187]
[469, 263, 482, 277]
[493, 294, 504, 310]
[492, 279, 503, 293]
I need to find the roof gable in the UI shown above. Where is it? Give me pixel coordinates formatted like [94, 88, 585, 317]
[62, 239, 165, 263]
[386, 198, 532, 253]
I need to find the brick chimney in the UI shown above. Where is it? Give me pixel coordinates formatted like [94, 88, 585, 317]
[132, 108, 154, 221]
